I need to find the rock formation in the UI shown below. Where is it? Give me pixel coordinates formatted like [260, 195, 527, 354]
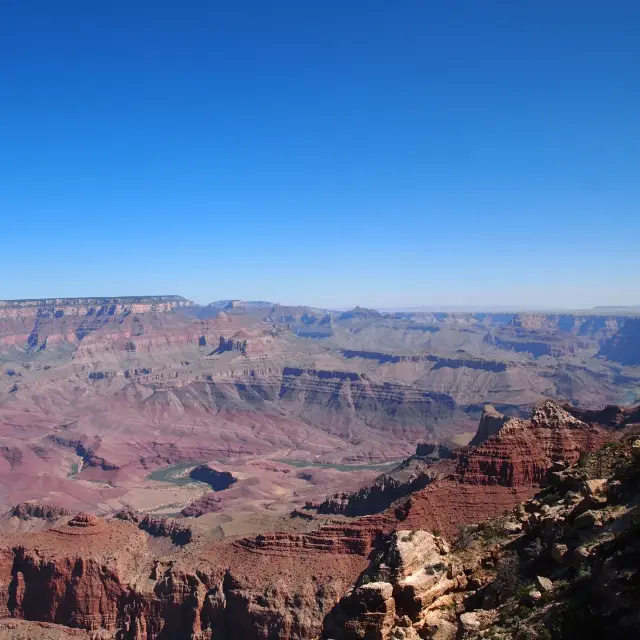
[314, 444, 453, 517]
[0, 401, 635, 639]
[323, 432, 640, 639]
[456, 401, 609, 486]
[469, 404, 509, 446]
[10, 502, 69, 521]
[113, 510, 193, 545]
[598, 317, 640, 365]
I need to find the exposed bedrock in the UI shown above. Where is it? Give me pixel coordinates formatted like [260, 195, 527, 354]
[46, 436, 119, 472]
[456, 401, 610, 486]
[469, 404, 510, 446]
[341, 350, 508, 372]
[10, 502, 69, 521]
[314, 474, 435, 517]
[113, 510, 193, 545]
[314, 444, 454, 518]
[0, 400, 634, 639]
[598, 317, 640, 365]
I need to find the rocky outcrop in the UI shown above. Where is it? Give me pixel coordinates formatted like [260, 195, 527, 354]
[315, 445, 453, 518]
[315, 473, 436, 517]
[233, 524, 379, 556]
[11, 502, 69, 521]
[341, 350, 508, 372]
[414, 443, 455, 460]
[212, 335, 247, 354]
[47, 436, 119, 472]
[469, 405, 510, 446]
[456, 401, 609, 486]
[334, 349, 511, 373]
[0, 619, 114, 639]
[323, 530, 461, 639]
[113, 510, 193, 545]
[0, 515, 147, 629]
[598, 317, 640, 364]
[181, 494, 224, 518]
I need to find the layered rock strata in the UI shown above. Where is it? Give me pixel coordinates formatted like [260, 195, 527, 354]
[0, 401, 630, 639]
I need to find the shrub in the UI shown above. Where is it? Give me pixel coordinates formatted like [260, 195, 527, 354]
[453, 524, 475, 550]
[514, 604, 532, 619]
[494, 550, 522, 599]
[516, 584, 533, 600]
[482, 515, 508, 541]
[525, 538, 545, 560]
[629, 510, 640, 534]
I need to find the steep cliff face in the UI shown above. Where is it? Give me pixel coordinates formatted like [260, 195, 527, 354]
[469, 405, 509, 446]
[0, 297, 192, 319]
[276, 367, 461, 438]
[0, 296, 194, 352]
[0, 515, 149, 629]
[0, 515, 370, 640]
[456, 402, 609, 486]
[598, 317, 640, 365]
[341, 350, 508, 372]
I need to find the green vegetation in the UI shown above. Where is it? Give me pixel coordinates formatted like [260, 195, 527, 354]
[481, 514, 510, 542]
[453, 524, 476, 550]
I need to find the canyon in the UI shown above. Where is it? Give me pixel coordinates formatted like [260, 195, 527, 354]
[0, 399, 635, 639]
[0, 296, 639, 638]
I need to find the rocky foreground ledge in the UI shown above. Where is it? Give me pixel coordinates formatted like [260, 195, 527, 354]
[324, 433, 640, 639]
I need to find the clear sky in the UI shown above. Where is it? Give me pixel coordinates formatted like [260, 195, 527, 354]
[1, 1, 638, 309]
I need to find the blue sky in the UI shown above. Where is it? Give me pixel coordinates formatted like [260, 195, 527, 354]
[1, 1, 638, 308]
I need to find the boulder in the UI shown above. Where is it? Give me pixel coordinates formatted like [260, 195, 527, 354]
[421, 612, 457, 640]
[386, 530, 448, 579]
[574, 510, 599, 529]
[551, 543, 569, 564]
[535, 576, 553, 593]
[356, 581, 394, 605]
[390, 626, 421, 639]
[503, 521, 523, 535]
[459, 612, 481, 632]
[583, 479, 608, 506]
[522, 589, 542, 605]
[570, 546, 591, 568]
